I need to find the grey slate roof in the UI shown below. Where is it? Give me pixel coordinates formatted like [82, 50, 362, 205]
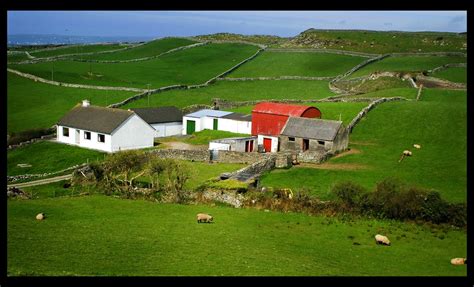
[280, 117, 343, 141]
[221, 113, 252, 122]
[130, 106, 182, 124]
[57, 104, 134, 134]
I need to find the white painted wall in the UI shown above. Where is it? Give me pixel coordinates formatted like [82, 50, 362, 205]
[111, 114, 155, 152]
[57, 125, 113, 152]
[182, 116, 201, 135]
[218, 118, 251, 134]
[257, 135, 279, 153]
[151, 122, 182, 138]
[57, 114, 155, 153]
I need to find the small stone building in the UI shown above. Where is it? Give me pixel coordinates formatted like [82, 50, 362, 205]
[130, 106, 182, 138]
[279, 117, 349, 154]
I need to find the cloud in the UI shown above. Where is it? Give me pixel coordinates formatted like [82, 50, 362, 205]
[449, 15, 466, 24]
[384, 22, 393, 26]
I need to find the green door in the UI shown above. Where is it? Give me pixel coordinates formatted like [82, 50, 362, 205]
[213, 118, 218, 130]
[186, 120, 196, 135]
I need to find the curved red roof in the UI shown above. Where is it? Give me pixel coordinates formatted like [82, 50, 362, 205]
[252, 102, 319, 117]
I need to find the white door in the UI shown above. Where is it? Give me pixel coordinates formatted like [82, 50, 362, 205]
[75, 130, 80, 144]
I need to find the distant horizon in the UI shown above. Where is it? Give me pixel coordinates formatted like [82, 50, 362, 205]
[8, 11, 467, 39]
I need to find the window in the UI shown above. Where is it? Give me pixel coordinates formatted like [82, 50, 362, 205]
[288, 137, 295, 142]
[98, 134, 105, 143]
[303, 139, 309, 151]
[318, 140, 325, 145]
[84, 131, 91, 140]
[63, 127, 69, 137]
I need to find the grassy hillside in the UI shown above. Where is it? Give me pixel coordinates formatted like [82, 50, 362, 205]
[29, 43, 128, 58]
[7, 73, 136, 133]
[73, 38, 197, 61]
[194, 32, 286, 46]
[9, 43, 259, 89]
[260, 89, 466, 203]
[333, 76, 414, 94]
[7, 52, 30, 63]
[7, 141, 105, 176]
[121, 79, 334, 109]
[430, 67, 467, 84]
[8, 195, 466, 276]
[282, 29, 467, 54]
[228, 51, 366, 78]
[349, 55, 466, 78]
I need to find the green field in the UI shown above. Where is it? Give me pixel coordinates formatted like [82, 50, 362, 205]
[7, 73, 136, 133]
[29, 43, 128, 58]
[349, 87, 419, 100]
[228, 51, 366, 78]
[430, 67, 467, 84]
[349, 55, 467, 78]
[260, 89, 466, 203]
[7, 52, 30, 63]
[284, 29, 467, 54]
[334, 76, 414, 94]
[7, 195, 466, 276]
[9, 43, 259, 89]
[73, 38, 197, 61]
[229, 101, 369, 125]
[7, 141, 105, 176]
[122, 79, 334, 109]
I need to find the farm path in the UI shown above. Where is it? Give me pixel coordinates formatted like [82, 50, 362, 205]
[7, 174, 72, 188]
[333, 148, 361, 159]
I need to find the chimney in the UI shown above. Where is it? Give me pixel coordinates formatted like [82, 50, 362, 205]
[82, 100, 90, 107]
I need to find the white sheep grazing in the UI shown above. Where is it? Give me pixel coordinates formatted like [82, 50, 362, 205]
[197, 213, 213, 223]
[450, 258, 466, 265]
[413, 144, 421, 149]
[403, 150, 412, 156]
[375, 234, 391, 246]
[36, 213, 45, 220]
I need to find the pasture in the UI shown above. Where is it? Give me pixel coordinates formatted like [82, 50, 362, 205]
[260, 89, 466, 203]
[7, 141, 105, 176]
[349, 55, 467, 78]
[73, 37, 197, 61]
[8, 43, 259, 89]
[28, 43, 128, 58]
[7, 194, 466, 276]
[228, 51, 366, 78]
[7, 73, 136, 133]
[121, 79, 334, 109]
[430, 67, 467, 84]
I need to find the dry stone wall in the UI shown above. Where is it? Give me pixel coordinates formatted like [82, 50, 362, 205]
[148, 149, 210, 162]
[216, 150, 271, 164]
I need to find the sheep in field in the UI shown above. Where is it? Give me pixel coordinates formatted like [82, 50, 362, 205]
[36, 213, 45, 221]
[197, 213, 213, 223]
[375, 234, 391, 246]
[413, 144, 421, 149]
[450, 258, 467, 265]
[399, 150, 413, 162]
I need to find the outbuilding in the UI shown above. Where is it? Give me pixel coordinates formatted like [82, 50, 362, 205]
[130, 106, 182, 138]
[57, 100, 155, 153]
[279, 117, 349, 153]
[251, 102, 321, 152]
[182, 109, 252, 135]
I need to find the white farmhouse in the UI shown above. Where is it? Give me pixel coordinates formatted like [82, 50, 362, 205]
[56, 100, 155, 153]
[182, 109, 252, 135]
[130, 106, 182, 138]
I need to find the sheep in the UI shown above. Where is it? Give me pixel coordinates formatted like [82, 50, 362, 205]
[36, 213, 45, 221]
[399, 150, 413, 162]
[450, 258, 467, 265]
[413, 144, 421, 149]
[197, 213, 213, 223]
[375, 234, 391, 246]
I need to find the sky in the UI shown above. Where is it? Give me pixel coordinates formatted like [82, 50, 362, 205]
[7, 11, 467, 38]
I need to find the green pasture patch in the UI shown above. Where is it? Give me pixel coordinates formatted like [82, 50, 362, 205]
[228, 51, 366, 78]
[430, 67, 467, 84]
[29, 43, 128, 58]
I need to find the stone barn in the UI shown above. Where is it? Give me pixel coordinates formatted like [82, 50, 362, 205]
[251, 102, 321, 153]
[279, 117, 349, 154]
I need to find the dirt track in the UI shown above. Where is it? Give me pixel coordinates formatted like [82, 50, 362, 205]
[7, 174, 72, 188]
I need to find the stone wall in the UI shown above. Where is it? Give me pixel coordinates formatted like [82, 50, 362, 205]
[216, 150, 271, 164]
[7, 133, 56, 151]
[266, 48, 379, 58]
[223, 155, 276, 181]
[218, 75, 334, 81]
[201, 190, 245, 208]
[297, 150, 333, 164]
[148, 149, 210, 162]
[7, 163, 86, 183]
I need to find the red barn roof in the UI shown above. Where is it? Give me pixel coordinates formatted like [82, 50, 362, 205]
[252, 102, 319, 117]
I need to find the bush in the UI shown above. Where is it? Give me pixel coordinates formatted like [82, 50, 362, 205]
[8, 127, 55, 146]
[332, 181, 367, 210]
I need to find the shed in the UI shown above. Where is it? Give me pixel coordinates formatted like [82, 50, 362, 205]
[251, 102, 321, 152]
[182, 109, 251, 135]
[57, 100, 155, 153]
[130, 106, 182, 138]
[279, 117, 349, 153]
